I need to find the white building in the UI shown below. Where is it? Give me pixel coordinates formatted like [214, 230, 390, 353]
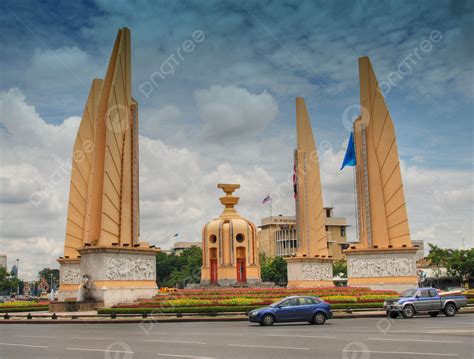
[0, 253, 7, 269]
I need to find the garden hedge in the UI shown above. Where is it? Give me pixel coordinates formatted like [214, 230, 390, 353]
[98, 302, 385, 315]
[0, 306, 48, 313]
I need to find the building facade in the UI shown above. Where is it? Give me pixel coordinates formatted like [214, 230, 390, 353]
[258, 207, 349, 260]
[0, 253, 6, 269]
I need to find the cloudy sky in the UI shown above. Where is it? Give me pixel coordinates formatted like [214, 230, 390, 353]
[0, 0, 472, 280]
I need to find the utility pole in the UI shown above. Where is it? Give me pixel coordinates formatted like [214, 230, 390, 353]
[16, 259, 20, 295]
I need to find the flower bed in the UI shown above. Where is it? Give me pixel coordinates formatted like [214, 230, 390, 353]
[0, 301, 48, 308]
[0, 301, 49, 313]
[109, 287, 398, 312]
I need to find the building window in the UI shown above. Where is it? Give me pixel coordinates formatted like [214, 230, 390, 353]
[326, 209, 331, 218]
[325, 225, 329, 232]
[340, 227, 346, 237]
[209, 234, 217, 244]
[236, 233, 245, 243]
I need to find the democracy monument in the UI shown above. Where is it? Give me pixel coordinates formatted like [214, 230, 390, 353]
[344, 57, 417, 291]
[55, 26, 418, 303]
[58, 28, 158, 307]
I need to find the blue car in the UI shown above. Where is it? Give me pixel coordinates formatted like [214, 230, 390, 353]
[248, 296, 332, 326]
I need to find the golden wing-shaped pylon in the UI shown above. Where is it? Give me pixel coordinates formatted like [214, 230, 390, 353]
[63, 79, 103, 258]
[294, 97, 329, 257]
[354, 56, 412, 249]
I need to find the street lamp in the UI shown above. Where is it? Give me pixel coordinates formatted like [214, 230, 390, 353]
[16, 259, 20, 295]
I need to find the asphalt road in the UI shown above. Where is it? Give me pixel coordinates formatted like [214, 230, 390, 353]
[0, 314, 473, 359]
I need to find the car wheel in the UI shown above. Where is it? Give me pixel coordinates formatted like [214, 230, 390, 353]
[261, 314, 275, 326]
[428, 311, 439, 317]
[402, 305, 415, 318]
[444, 303, 456, 317]
[313, 312, 326, 325]
[389, 311, 399, 319]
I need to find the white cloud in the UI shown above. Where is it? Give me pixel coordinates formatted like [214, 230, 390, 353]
[195, 85, 278, 141]
[140, 105, 182, 139]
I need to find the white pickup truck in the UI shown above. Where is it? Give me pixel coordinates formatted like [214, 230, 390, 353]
[384, 287, 467, 319]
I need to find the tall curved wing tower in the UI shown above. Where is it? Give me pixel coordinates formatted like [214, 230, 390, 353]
[353, 57, 412, 249]
[63, 79, 103, 259]
[62, 27, 141, 259]
[346, 57, 417, 291]
[294, 97, 329, 257]
[59, 28, 156, 307]
[286, 98, 333, 288]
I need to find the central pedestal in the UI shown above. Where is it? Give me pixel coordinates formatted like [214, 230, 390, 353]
[346, 248, 418, 292]
[285, 257, 334, 287]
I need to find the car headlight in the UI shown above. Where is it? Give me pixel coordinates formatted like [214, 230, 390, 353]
[250, 310, 260, 316]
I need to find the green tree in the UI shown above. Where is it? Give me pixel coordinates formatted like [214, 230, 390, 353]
[38, 268, 60, 290]
[427, 244, 474, 285]
[155, 252, 179, 287]
[333, 260, 347, 277]
[0, 267, 20, 295]
[427, 243, 447, 278]
[445, 248, 474, 283]
[156, 246, 202, 288]
[260, 254, 287, 285]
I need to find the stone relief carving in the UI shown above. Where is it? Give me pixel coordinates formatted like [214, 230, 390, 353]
[106, 258, 155, 280]
[61, 267, 81, 284]
[348, 255, 416, 278]
[301, 263, 332, 280]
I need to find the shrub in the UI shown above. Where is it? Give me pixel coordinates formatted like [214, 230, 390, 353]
[0, 306, 48, 313]
[98, 302, 386, 315]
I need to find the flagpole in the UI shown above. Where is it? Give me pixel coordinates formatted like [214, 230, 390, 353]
[270, 197, 273, 218]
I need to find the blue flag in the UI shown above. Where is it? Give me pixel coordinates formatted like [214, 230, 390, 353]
[340, 132, 356, 170]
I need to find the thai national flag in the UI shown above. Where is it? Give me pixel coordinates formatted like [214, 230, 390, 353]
[262, 195, 271, 204]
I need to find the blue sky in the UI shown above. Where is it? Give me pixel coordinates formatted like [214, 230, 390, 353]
[0, 0, 472, 278]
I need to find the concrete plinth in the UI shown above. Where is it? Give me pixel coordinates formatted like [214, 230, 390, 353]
[285, 257, 334, 287]
[346, 248, 418, 292]
[77, 246, 158, 307]
[58, 258, 81, 301]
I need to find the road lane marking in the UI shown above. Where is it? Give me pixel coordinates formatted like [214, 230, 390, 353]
[0, 342, 48, 349]
[12, 335, 56, 339]
[71, 337, 116, 341]
[145, 340, 206, 345]
[342, 349, 458, 357]
[265, 334, 337, 339]
[368, 337, 464, 344]
[149, 332, 241, 337]
[67, 347, 134, 353]
[156, 354, 215, 358]
[228, 344, 309, 350]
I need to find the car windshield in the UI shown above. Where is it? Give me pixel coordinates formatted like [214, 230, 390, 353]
[401, 289, 417, 297]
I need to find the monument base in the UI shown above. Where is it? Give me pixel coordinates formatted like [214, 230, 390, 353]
[285, 257, 334, 287]
[58, 258, 81, 301]
[346, 248, 418, 292]
[58, 246, 158, 308]
[79, 246, 158, 307]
